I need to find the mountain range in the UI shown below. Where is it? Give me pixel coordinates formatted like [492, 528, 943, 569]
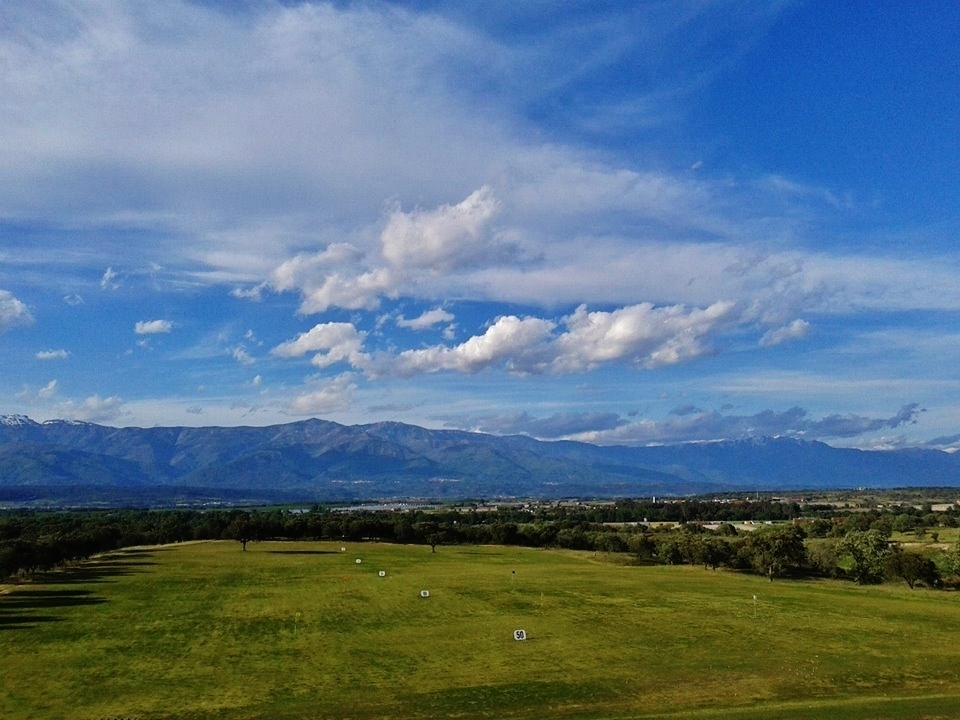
[1, 414, 959, 506]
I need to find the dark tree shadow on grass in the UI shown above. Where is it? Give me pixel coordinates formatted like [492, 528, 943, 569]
[266, 550, 339, 555]
[0, 549, 157, 630]
[0, 589, 106, 630]
[31, 551, 159, 586]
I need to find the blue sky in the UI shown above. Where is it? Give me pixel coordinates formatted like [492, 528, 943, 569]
[2, 0, 959, 449]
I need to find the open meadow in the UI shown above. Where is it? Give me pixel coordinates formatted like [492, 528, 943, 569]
[4, 540, 960, 719]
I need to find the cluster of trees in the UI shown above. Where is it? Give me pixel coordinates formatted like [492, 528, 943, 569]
[1, 501, 956, 589]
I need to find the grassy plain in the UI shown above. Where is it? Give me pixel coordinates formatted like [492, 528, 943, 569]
[3, 540, 960, 719]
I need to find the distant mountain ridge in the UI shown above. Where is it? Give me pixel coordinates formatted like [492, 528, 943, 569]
[1, 415, 958, 505]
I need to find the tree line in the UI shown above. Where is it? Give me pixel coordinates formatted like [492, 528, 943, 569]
[1, 501, 957, 589]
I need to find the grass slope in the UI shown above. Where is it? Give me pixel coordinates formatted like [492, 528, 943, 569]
[3, 541, 960, 719]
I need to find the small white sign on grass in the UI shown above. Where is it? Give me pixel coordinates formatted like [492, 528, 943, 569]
[378, 570, 386, 577]
[420, 589, 430, 598]
[355, 558, 362, 564]
[513, 629, 527, 641]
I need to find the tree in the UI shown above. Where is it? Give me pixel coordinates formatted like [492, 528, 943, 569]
[837, 529, 890, 584]
[892, 513, 917, 534]
[223, 517, 254, 551]
[690, 535, 731, 570]
[806, 542, 840, 578]
[884, 546, 941, 589]
[740, 524, 807, 580]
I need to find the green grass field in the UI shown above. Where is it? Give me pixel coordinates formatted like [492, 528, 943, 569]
[4, 541, 960, 720]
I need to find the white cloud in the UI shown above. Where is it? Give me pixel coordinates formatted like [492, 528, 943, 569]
[760, 319, 810, 347]
[566, 404, 924, 446]
[272, 322, 369, 370]
[552, 301, 736, 372]
[396, 308, 455, 330]
[5, 1, 954, 325]
[134, 319, 173, 335]
[101, 267, 119, 290]
[393, 315, 556, 376]
[36, 349, 69, 360]
[59, 394, 126, 424]
[0, 290, 32, 331]
[297, 268, 396, 315]
[268, 244, 364, 291]
[388, 301, 735, 377]
[231, 346, 255, 366]
[287, 373, 357, 415]
[38, 379, 58, 400]
[381, 186, 502, 271]
[0, 1, 509, 276]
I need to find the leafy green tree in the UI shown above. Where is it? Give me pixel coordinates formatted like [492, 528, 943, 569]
[594, 531, 627, 553]
[739, 524, 807, 580]
[806, 542, 840, 578]
[694, 535, 732, 570]
[626, 532, 656, 562]
[884, 546, 941, 589]
[654, 533, 685, 565]
[223, 517, 254, 551]
[892, 513, 917, 534]
[837, 529, 890, 584]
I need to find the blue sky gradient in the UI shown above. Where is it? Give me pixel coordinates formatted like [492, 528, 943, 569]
[2, 1, 958, 448]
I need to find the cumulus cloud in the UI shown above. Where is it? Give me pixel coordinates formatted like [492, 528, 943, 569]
[287, 373, 357, 415]
[387, 301, 736, 377]
[272, 298, 741, 381]
[253, 187, 504, 316]
[396, 308, 455, 330]
[134, 319, 173, 335]
[59, 394, 126, 424]
[36, 349, 69, 360]
[297, 268, 396, 315]
[380, 186, 503, 271]
[271, 322, 369, 370]
[0, 290, 33, 331]
[392, 315, 557, 376]
[268, 244, 365, 293]
[552, 301, 736, 372]
[253, 242, 398, 314]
